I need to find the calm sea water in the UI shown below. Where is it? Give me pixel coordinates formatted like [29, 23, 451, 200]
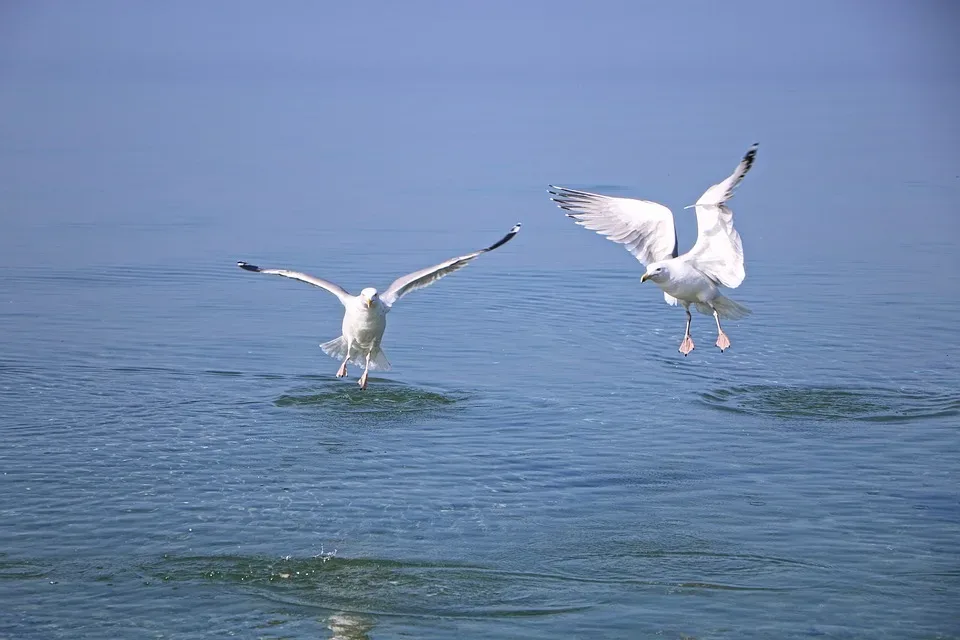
[2, 51, 959, 640]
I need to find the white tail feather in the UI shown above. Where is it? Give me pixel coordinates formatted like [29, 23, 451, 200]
[695, 295, 751, 319]
[320, 336, 349, 360]
[367, 346, 391, 371]
[320, 337, 392, 371]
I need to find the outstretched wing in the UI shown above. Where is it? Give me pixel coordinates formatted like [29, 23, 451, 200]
[380, 223, 521, 307]
[683, 204, 745, 288]
[549, 185, 678, 267]
[683, 144, 758, 288]
[237, 261, 352, 304]
[694, 143, 758, 207]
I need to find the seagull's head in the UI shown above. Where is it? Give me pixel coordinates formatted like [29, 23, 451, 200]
[641, 264, 668, 284]
[360, 287, 379, 308]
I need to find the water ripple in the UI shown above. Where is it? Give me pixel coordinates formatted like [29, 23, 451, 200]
[273, 379, 470, 416]
[0, 555, 52, 580]
[699, 384, 960, 423]
[144, 553, 592, 619]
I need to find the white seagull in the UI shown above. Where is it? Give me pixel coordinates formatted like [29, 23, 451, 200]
[550, 144, 758, 355]
[237, 224, 521, 389]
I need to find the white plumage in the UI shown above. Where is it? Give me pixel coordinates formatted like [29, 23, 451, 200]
[550, 144, 758, 355]
[238, 224, 520, 388]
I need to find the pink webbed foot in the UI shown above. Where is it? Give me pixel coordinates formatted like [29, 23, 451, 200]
[679, 335, 695, 356]
[358, 372, 369, 390]
[336, 362, 348, 378]
[716, 331, 731, 352]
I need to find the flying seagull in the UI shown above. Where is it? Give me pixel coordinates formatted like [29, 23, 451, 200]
[237, 223, 521, 388]
[549, 144, 758, 355]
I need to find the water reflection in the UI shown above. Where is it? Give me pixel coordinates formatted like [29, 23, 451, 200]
[327, 612, 375, 640]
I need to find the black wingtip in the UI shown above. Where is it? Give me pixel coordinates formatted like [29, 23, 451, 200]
[483, 224, 522, 252]
[742, 144, 758, 169]
[237, 261, 261, 272]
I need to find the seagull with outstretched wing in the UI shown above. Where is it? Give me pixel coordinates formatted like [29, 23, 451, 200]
[238, 223, 521, 388]
[549, 144, 757, 355]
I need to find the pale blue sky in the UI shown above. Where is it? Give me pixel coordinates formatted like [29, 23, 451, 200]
[1, 1, 957, 273]
[2, 1, 958, 80]
[0, 0, 960, 80]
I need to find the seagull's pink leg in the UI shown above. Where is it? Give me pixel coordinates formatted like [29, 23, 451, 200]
[336, 345, 350, 377]
[679, 307, 695, 356]
[713, 309, 731, 352]
[358, 353, 371, 390]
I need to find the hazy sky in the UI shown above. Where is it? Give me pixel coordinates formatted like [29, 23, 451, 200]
[2, 1, 958, 79]
[1, 1, 958, 272]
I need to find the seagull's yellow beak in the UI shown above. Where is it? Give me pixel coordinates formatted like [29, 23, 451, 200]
[640, 274, 649, 283]
[365, 298, 373, 308]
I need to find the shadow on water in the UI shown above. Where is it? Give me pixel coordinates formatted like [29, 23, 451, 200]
[699, 384, 960, 423]
[273, 378, 470, 418]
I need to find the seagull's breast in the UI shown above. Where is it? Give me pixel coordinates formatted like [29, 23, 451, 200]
[342, 301, 387, 344]
[658, 262, 718, 303]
